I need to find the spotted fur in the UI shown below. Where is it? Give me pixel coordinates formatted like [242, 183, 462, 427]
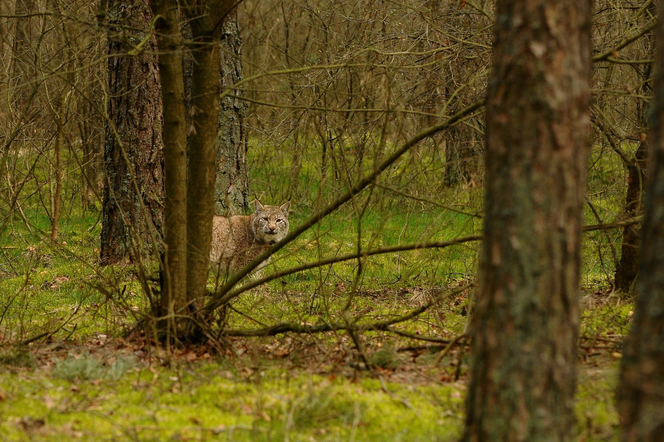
[210, 200, 290, 274]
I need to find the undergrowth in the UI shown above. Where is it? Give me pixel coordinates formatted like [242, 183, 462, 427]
[0, 141, 632, 441]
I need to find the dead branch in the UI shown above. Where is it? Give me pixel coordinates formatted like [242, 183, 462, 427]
[203, 99, 486, 315]
[220, 283, 472, 338]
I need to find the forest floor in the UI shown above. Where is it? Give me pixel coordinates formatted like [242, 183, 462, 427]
[0, 185, 631, 441]
[0, 285, 627, 442]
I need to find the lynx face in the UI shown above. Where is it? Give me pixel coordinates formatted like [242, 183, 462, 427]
[251, 200, 290, 245]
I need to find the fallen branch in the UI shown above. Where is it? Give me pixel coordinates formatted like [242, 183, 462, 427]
[213, 214, 643, 307]
[221, 283, 472, 337]
[219, 235, 482, 304]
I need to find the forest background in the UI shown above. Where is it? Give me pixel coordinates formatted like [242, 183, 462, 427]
[0, 0, 660, 440]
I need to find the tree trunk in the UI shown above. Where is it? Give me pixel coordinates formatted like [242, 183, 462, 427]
[614, 30, 654, 293]
[184, 0, 236, 307]
[617, 7, 664, 439]
[185, 37, 222, 305]
[100, 0, 164, 265]
[215, 9, 249, 216]
[614, 137, 648, 293]
[10, 0, 37, 108]
[462, 0, 591, 440]
[50, 102, 63, 241]
[149, 0, 189, 329]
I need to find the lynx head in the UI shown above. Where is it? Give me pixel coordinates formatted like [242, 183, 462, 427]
[250, 200, 291, 245]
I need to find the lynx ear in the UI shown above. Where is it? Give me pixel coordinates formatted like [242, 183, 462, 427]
[254, 199, 265, 213]
[280, 201, 291, 217]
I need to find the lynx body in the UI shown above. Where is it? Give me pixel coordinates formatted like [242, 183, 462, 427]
[210, 200, 290, 274]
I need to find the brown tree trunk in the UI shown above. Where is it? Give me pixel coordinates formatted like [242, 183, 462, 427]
[462, 0, 591, 440]
[215, 9, 249, 216]
[614, 32, 654, 293]
[184, 0, 236, 307]
[149, 0, 189, 328]
[100, 0, 164, 265]
[185, 38, 221, 305]
[617, 7, 664, 440]
[50, 105, 63, 241]
[614, 137, 648, 293]
[441, 0, 485, 188]
[10, 0, 37, 107]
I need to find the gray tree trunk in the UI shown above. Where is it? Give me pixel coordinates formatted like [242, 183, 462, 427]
[215, 9, 249, 216]
[462, 0, 591, 440]
[100, 0, 164, 265]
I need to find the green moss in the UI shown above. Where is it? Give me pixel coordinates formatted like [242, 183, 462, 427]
[0, 364, 465, 441]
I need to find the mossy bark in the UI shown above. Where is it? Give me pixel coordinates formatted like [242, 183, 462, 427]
[462, 0, 591, 440]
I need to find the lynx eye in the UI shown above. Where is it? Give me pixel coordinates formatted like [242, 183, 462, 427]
[276, 219, 283, 223]
[262, 217, 269, 221]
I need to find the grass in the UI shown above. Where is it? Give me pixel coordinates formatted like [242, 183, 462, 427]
[0, 357, 467, 441]
[0, 141, 634, 441]
[0, 342, 622, 441]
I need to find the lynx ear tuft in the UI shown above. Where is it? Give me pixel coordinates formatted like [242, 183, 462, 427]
[280, 201, 291, 216]
[254, 199, 265, 213]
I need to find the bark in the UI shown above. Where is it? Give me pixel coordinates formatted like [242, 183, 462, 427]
[10, 0, 37, 107]
[215, 9, 249, 216]
[617, 6, 664, 440]
[184, 0, 236, 306]
[614, 137, 648, 293]
[441, 1, 485, 188]
[614, 42, 653, 293]
[149, 0, 188, 321]
[444, 124, 480, 187]
[50, 104, 63, 241]
[462, 0, 591, 440]
[185, 37, 221, 305]
[100, 0, 164, 265]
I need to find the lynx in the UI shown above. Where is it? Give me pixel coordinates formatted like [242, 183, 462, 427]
[210, 200, 291, 274]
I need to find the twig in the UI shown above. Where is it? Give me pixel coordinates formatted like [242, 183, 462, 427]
[593, 20, 656, 62]
[379, 375, 414, 410]
[219, 235, 482, 304]
[435, 333, 467, 365]
[203, 100, 486, 315]
[584, 216, 643, 232]
[222, 284, 472, 337]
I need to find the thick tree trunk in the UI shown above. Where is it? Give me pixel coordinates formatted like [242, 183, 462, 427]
[149, 0, 189, 325]
[617, 7, 664, 440]
[100, 0, 164, 265]
[215, 10, 249, 216]
[462, 0, 591, 440]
